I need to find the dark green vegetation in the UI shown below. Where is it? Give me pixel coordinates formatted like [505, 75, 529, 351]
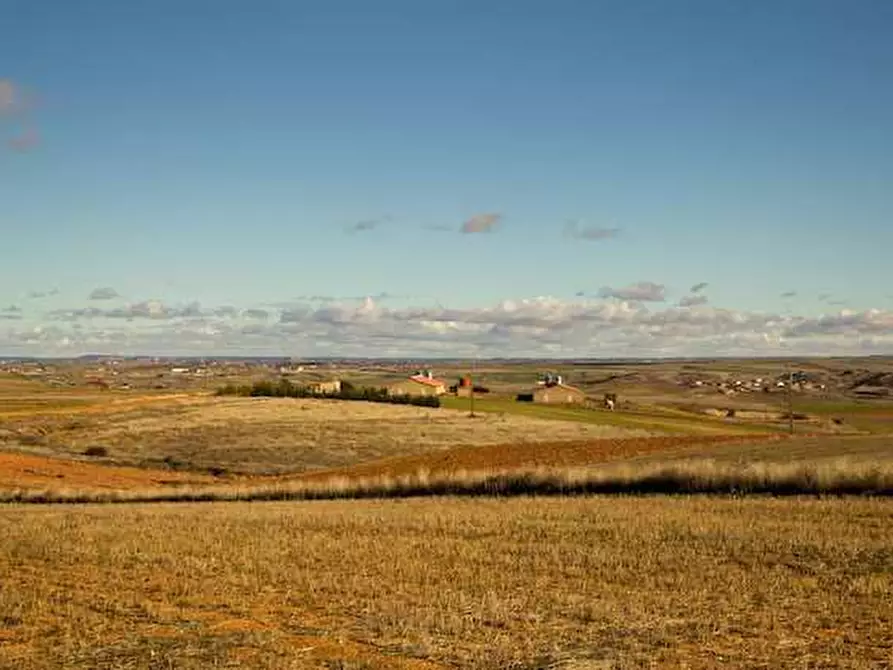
[216, 378, 441, 407]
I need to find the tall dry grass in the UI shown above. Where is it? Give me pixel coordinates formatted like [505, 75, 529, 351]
[3, 458, 891, 504]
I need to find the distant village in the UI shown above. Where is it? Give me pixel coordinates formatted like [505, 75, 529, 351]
[1, 356, 891, 401]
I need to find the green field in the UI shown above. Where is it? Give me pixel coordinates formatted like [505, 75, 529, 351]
[440, 395, 781, 435]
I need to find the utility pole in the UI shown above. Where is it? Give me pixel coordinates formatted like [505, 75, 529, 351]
[469, 356, 476, 418]
[785, 362, 794, 435]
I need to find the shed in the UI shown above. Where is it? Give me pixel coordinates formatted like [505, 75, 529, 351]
[521, 382, 586, 404]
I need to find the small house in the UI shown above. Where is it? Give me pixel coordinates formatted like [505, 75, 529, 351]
[387, 370, 448, 397]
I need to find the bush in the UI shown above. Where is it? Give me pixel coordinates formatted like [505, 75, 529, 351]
[83, 446, 108, 457]
[162, 455, 188, 470]
[216, 380, 440, 408]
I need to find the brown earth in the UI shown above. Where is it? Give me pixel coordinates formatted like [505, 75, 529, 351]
[286, 434, 792, 482]
[0, 452, 218, 491]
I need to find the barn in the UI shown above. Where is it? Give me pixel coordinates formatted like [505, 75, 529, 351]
[518, 376, 587, 404]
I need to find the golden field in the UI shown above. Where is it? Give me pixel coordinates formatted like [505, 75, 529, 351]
[1, 394, 651, 475]
[1, 497, 891, 669]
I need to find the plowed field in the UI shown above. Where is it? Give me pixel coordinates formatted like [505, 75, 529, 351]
[291, 434, 790, 482]
[0, 452, 218, 491]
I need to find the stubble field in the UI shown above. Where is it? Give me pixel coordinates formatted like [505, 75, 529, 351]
[1, 497, 891, 669]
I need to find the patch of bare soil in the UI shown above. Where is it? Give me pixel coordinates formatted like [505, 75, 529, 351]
[289, 434, 786, 482]
[0, 452, 218, 491]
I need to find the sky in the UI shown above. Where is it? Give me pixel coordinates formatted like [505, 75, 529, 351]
[1, 0, 892, 358]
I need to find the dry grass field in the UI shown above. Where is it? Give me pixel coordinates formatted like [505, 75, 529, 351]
[1, 395, 650, 475]
[1, 497, 891, 669]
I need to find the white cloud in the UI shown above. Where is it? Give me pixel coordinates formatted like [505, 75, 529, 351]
[679, 295, 708, 308]
[27, 288, 59, 299]
[89, 287, 120, 301]
[7, 295, 893, 358]
[51, 300, 202, 320]
[598, 282, 666, 302]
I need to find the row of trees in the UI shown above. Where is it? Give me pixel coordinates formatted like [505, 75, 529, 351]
[216, 379, 441, 408]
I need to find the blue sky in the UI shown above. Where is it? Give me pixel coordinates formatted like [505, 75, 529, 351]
[2, 0, 892, 356]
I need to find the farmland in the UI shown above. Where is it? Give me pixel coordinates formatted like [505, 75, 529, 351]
[1, 357, 892, 668]
[1, 497, 891, 669]
[0, 393, 649, 476]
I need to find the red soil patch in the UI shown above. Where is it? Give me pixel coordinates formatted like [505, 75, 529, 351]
[290, 434, 789, 482]
[0, 452, 217, 491]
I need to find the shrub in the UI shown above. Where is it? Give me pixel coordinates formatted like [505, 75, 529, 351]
[163, 455, 186, 470]
[83, 446, 108, 457]
[216, 380, 440, 408]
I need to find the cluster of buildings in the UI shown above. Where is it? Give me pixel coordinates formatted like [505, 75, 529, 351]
[682, 372, 827, 396]
[379, 369, 589, 405]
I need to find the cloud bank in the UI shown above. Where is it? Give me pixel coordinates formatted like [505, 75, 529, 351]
[6, 293, 893, 358]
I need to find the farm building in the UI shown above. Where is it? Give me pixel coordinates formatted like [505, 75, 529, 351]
[455, 375, 474, 397]
[306, 380, 342, 395]
[518, 375, 586, 404]
[531, 383, 586, 404]
[387, 370, 448, 397]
